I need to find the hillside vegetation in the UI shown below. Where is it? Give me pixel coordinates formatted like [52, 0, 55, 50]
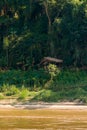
[0, 69, 87, 103]
[0, 0, 87, 102]
[0, 0, 87, 68]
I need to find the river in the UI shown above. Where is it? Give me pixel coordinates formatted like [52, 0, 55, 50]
[0, 108, 87, 129]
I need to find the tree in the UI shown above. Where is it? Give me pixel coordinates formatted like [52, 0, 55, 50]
[0, 0, 87, 69]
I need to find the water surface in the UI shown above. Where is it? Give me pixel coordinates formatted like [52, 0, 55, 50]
[0, 109, 87, 129]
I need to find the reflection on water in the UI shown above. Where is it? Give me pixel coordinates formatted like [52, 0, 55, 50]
[0, 109, 87, 129]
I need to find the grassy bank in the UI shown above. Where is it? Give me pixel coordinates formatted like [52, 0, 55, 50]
[0, 69, 87, 103]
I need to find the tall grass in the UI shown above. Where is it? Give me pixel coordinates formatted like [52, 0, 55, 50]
[0, 69, 50, 89]
[49, 69, 87, 91]
[0, 69, 86, 102]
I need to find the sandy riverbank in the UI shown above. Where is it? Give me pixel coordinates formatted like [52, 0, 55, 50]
[0, 99, 87, 109]
[0, 104, 87, 110]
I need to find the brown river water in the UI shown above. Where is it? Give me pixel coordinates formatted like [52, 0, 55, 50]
[0, 108, 87, 130]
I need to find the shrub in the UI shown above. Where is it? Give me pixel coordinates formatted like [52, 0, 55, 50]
[18, 89, 29, 100]
[5, 85, 19, 96]
[0, 84, 9, 92]
[47, 64, 60, 80]
[32, 90, 59, 102]
[0, 93, 4, 100]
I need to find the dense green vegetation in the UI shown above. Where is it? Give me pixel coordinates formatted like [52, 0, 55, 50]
[0, 0, 87, 102]
[0, 69, 87, 103]
[0, 0, 87, 68]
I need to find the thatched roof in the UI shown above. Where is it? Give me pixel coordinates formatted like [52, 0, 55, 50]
[40, 57, 63, 65]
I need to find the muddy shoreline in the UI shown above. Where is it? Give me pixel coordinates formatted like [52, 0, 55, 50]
[0, 98, 87, 109]
[0, 102, 87, 110]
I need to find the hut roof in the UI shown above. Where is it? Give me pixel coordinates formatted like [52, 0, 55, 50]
[40, 57, 63, 65]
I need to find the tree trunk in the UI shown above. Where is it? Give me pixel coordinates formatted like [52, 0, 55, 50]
[6, 48, 9, 67]
[29, 0, 32, 19]
[43, 1, 54, 57]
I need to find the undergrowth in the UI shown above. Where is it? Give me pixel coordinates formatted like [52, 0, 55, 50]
[0, 69, 86, 102]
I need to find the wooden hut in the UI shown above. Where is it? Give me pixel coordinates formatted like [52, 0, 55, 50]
[39, 57, 63, 66]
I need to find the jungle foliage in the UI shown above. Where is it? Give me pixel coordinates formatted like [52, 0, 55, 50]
[0, 0, 87, 69]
